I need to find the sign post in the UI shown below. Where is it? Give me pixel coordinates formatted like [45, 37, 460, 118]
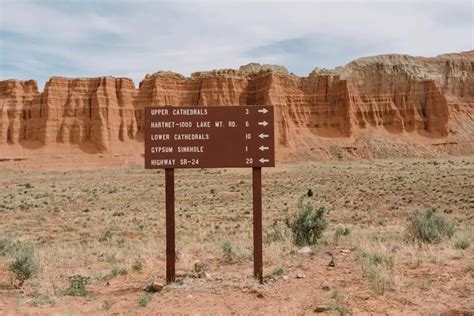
[165, 168, 175, 283]
[252, 167, 263, 281]
[144, 105, 274, 284]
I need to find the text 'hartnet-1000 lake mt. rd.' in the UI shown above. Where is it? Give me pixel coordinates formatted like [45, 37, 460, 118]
[144, 106, 275, 169]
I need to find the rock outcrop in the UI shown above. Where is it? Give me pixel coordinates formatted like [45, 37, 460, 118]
[1, 51, 473, 168]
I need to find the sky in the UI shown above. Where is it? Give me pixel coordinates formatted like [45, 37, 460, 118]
[0, 0, 472, 90]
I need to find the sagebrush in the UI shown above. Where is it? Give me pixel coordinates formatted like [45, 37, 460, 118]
[406, 207, 455, 243]
[8, 241, 39, 286]
[65, 275, 89, 296]
[285, 198, 328, 246]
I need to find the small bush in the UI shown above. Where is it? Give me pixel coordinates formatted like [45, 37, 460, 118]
[358, 250, 394, 295]
[334, 227, 351, 245]
[65, 275, 89, 296]
[132, 261, 143, 272]
[264, 220, 288, 245]
[406, 207, 455, 244]
[8, 242, 39, 286]
[0, 237, 12, 256]
[271, 267, 284, 278]
[285, 199, 328, 246]
[222, 241, 236, 262]
[99, 229, 113, 242]
[139, 293, 152, 307]
[455, 240, 470, 250]
[18, 183, 33, 189]
[367, 266, 393, 295]
[111, 266, 127, 277]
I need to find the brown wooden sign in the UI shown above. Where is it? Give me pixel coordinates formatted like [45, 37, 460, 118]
[144, 106, 275, 169]
[144, 105, 274, 284]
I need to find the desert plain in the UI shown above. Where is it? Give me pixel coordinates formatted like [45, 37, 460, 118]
[0, 156, 473, 315]
[1, 50, 473, 315]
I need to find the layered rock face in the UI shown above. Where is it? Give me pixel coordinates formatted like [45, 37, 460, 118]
[40, 77, 138, 151]
[1, 51, 473, 165]
[0, 77, 138, 152]
[0, 80, 41, 145]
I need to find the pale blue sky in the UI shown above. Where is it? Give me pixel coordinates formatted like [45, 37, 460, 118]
[0, 0, 472, 90]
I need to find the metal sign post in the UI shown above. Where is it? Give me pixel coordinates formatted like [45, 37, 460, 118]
[252, 167, 263, 281]
[165, 168, 175, 283]
[144, 105, 274, 284]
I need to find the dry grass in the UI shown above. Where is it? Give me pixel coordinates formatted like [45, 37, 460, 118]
[0, 157, 473, 313]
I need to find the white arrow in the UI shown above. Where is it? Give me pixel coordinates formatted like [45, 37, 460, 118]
[259, 133, 269, 139]
[259, 158, 269, 163]
[258, 121, 269, 127]
[259, 145, 269, 151]
[258, 108, 269, 114]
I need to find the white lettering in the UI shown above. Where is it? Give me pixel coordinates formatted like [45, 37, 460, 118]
[197, 121, 210, 128]
[150, 109, 169, 116]
[151, 146, 173, 153]
[177, 146, 204, 153]
[174, 133, 209, 140]
[150, 159, 175, 166]
[172, 108, 208, 115]
[151, 121, 175, 128]
[151, 134, 170, 140]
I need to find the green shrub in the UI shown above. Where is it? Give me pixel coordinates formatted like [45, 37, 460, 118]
[285, 199, 328, 246]
[406, 207, 455, 243]
[8, 242, 39, 286]
[139, 293, 152, 307]
[222, 241, 236, 262]
[18, 183, 33, 189]
[65, 275, 89, 296]
[0, 237, 12, 256]
[271, 267, 284, 278]
[334, 227, 351, 245]
[454, 240, 470, 250]
[111, 266, 127, 277]
[132, 261, 143, 272]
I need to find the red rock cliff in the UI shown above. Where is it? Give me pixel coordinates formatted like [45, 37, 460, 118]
[1, 51, 473, 167]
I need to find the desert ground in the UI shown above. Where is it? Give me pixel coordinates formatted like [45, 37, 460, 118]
[0, 156, 473, 315]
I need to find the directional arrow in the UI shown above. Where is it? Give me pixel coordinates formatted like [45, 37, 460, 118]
[259, 145, 269, 151]
[259, 158, 270, 163]
[259, 133, 269, 139]
[258, 108, 269, 114]
[258, 121, 269, 127]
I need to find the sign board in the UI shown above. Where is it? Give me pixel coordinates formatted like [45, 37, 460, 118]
[144, 106, 275, 169]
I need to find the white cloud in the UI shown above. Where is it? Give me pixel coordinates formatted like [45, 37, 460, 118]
[0, 0, 472, 90]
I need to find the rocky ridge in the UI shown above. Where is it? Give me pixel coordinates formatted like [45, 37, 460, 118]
[1, 51, 473, 167]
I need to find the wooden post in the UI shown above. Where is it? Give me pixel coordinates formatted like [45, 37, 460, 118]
[165, 168, 175, 283]
[252, 167, 263, 283]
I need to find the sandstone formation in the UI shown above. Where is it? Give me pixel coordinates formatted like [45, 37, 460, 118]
[1, 51, 473, 168]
